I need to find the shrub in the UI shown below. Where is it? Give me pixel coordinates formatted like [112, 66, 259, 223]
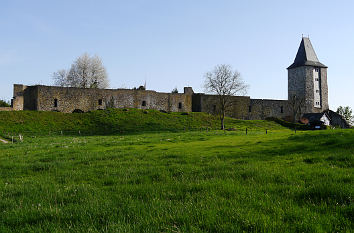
[0, 99, 10, 107]
[266, 117, 311, 130]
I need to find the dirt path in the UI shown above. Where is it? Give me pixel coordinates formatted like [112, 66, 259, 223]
[0, 138, 9, 144]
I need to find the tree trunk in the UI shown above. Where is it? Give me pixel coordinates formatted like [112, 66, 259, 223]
[220, 111, 225, 130]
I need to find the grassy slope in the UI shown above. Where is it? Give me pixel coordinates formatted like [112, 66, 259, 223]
[0, 129, 353, 232]
[0, 109, 287, 136]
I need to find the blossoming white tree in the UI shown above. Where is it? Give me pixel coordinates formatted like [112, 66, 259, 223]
[53, 53, 109, 89]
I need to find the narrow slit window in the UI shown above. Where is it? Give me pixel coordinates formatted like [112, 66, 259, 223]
[54, 99, 58, 107]
[249, 106, 252, 113]
[142, 101, 146, 106]
[213, 105, 216, 112]
[178, 102, 182, 109]
[280, 106, 283, 113]
[98, 99, 103, 105]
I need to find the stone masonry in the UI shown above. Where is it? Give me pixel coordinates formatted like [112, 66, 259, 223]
[12, 85, 193, 113]
[9, 37, 330, 122]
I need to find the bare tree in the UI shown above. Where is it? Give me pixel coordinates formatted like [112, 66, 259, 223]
[52, 53, 109, 89]
[289, 95, 305, 122]
[204, 64, 248, 130]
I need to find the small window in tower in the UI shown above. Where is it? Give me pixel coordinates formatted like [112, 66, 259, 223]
[142, 101, 146, 106]
[280, 106, 283, 113]
[98, 99, 103, 105]
[213, 105, 216, 113]
[54, 99, 58, 107]
[249, 106, 252, 113]
[315, 68, 319, 72]
[316, 90, 319, 93]
[178, 102, 182, 109]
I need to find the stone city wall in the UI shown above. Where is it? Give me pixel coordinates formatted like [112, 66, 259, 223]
[248, 99, 290, 120]
[192, 93, 291, 120]
[16, 85, 193, 113]
[12, 84, 291, 120]
[192, 94, 250, 119]
[0, 107, 13, 111]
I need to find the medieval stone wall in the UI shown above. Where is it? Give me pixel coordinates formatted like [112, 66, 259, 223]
[12, 84, 27, 110]
[23, 86, 38, 110]
[0, 107, 13, 111]
[23, 85, 193, 113]
[192, 93, 291, 120]
[193, 94, 250, 119]
[10, 84, 303, 121]
[248, 99, 290, 120]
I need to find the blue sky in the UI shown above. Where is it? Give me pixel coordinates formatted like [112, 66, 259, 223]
[1, 0, 353, 110]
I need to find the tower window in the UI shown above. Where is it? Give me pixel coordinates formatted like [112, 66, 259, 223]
[249, 106, 252, 113]
[213, 105, 216, 113]
[98, 99, 103, 105]
[316, 90, 319, 93]
[178, 102, 182, 109]
[315, 68, 319, 72]
[280, 106, 283, 113]
[142, 101, 146, 106]
[54, 99, 58, 107]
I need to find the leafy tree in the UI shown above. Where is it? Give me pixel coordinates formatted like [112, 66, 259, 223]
[53, 53, 109, 89]
[204, 64, 248, 130]
[0, 99, 10, 107]
[133, 85, 146, 90]
[336, 106, 353, 125]
[171, 87, 178, 93]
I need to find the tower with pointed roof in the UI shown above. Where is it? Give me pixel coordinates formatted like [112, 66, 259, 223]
[288, 37, 329, 115]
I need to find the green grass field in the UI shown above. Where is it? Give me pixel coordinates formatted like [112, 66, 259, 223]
[0, 109, 296, 137]
[0, 128, 353, 232]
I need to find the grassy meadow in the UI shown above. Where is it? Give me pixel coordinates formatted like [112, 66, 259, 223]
[0, 126, 353, 232]
[0, 109, 295, 137]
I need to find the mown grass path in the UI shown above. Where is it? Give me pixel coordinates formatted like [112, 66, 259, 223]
[0, 138, 8, 144]
[0, 129, 353, 232]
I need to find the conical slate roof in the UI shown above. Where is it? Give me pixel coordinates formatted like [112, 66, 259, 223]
[288, 37, 327, 69]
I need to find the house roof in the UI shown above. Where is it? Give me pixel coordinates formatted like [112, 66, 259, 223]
[325, 110, 351, 128]
[302, 113, 329, 122]
[288, 37, 327, 69]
